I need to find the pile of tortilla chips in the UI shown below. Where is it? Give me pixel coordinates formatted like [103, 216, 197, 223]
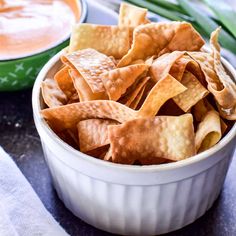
[41, 3, 236, 165]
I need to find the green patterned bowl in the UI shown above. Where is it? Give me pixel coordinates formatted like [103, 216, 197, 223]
[0, 0, 87, 91]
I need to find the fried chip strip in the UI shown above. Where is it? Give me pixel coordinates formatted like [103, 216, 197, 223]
[41, 78, 67, 108]
[173, 71, 209, 112]
[69, 70, 107, 101]
[69, 24, 130, 58]
[78, 119, 118, 153]
[118, 2, 150, 27]
[129, 84, 146, 110]
[41, 100, 138, 131]
[193, 99, 227, 134]
[150, 51, 185, 82]
[118, 22, 204, 67]
[54, 66, 76, 99]
[108, 114, 195, 164]
[195, 110, 221, 152]
[120, 76, 150, 107]
[170, 55, 203, 82]
[158, 22, 205, 56]
[62, 48, 116, 93]
[210, 28, 236, 120]
[138, 75, 187, 117]
[100, 64, 148, 101]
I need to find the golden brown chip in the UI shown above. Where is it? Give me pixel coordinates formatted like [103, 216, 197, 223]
[62, 48, 116, 93]
[54, 66, 76, 99]
[41, 78, 67, 108]
[108, 114, 195, 164]
[150, 51, 185, 82]
[195, 110, 221, 152]
[193, 99, 228, 134]
[169, 55, 203, 82]
[69, 69, 107, 101]
[158, 22, 205, 56]
[118, 22, 204, 67]
[138, 74, 187, 117]
[100, 64, 148, 101]
[41, 100, 138, 131]
[120, 76, 150, 107]
[69, 24, 130, 58]
[78, 119, 118, 153]
[173, 71, 209, 112]
[129, 84, 146, 109]
[210, 28, 236, 119]
[118, 2, 150, 27]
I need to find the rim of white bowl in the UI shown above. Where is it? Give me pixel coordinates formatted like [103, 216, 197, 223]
[32, 49, 236, 172]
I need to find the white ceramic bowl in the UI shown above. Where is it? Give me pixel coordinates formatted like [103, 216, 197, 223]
[32, 51, 236, 235]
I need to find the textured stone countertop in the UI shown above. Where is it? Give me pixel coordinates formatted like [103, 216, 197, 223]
[0, 90, 236, 236]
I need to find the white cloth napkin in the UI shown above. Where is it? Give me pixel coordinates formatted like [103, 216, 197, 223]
[0, 147, 69, 236]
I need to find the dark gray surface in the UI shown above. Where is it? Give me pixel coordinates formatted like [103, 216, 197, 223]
[0, 89, 236, 236]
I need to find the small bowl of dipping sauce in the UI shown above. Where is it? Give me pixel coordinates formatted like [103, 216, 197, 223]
[0, 0, 87, 91]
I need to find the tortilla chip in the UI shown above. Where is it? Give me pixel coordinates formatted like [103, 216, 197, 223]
[129, 84, 146, 109]
[118, 2, 150, 27]
[158, 22, 205, 56]
[54, 66, 76, 99]
[119, 76, 150, 106]
[170, 55, 203, 82]
[78, 119, 118, 152]
[62, 48, 116, 93]
[101, 64, 148, 101]
[138, 74, 187, 117]
[41, 78, 67, 108]
[69, 69, 107, 101]
[195, 110, 221, 152]
[108, 114, 195, 164]
[210, 28, 236, 119]
[69, 24, 130, 58]
[118, 22, 204, 67]
[150, 51, 185, 82]
[41, 100, 138, 131]
[173, 71, 209, 112]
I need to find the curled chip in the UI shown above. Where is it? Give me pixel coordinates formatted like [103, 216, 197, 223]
[54, 66, 76, 99]
[41, 78, 67, 108]
[118, 22, 204, 67]
[69, 24, 130, 59]
[78, 119, 118, 153]
[100, 64, 148, 101]
[195, 110, 221, 152]
[69, 70, 107, 101]
[108, 114, 195, 164]
[62, 48, 116, 93]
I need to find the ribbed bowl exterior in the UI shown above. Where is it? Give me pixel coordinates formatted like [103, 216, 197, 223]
[41, 139, 235, 235]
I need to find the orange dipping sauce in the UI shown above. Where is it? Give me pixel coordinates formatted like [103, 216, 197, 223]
[0, 0, 80, 60]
